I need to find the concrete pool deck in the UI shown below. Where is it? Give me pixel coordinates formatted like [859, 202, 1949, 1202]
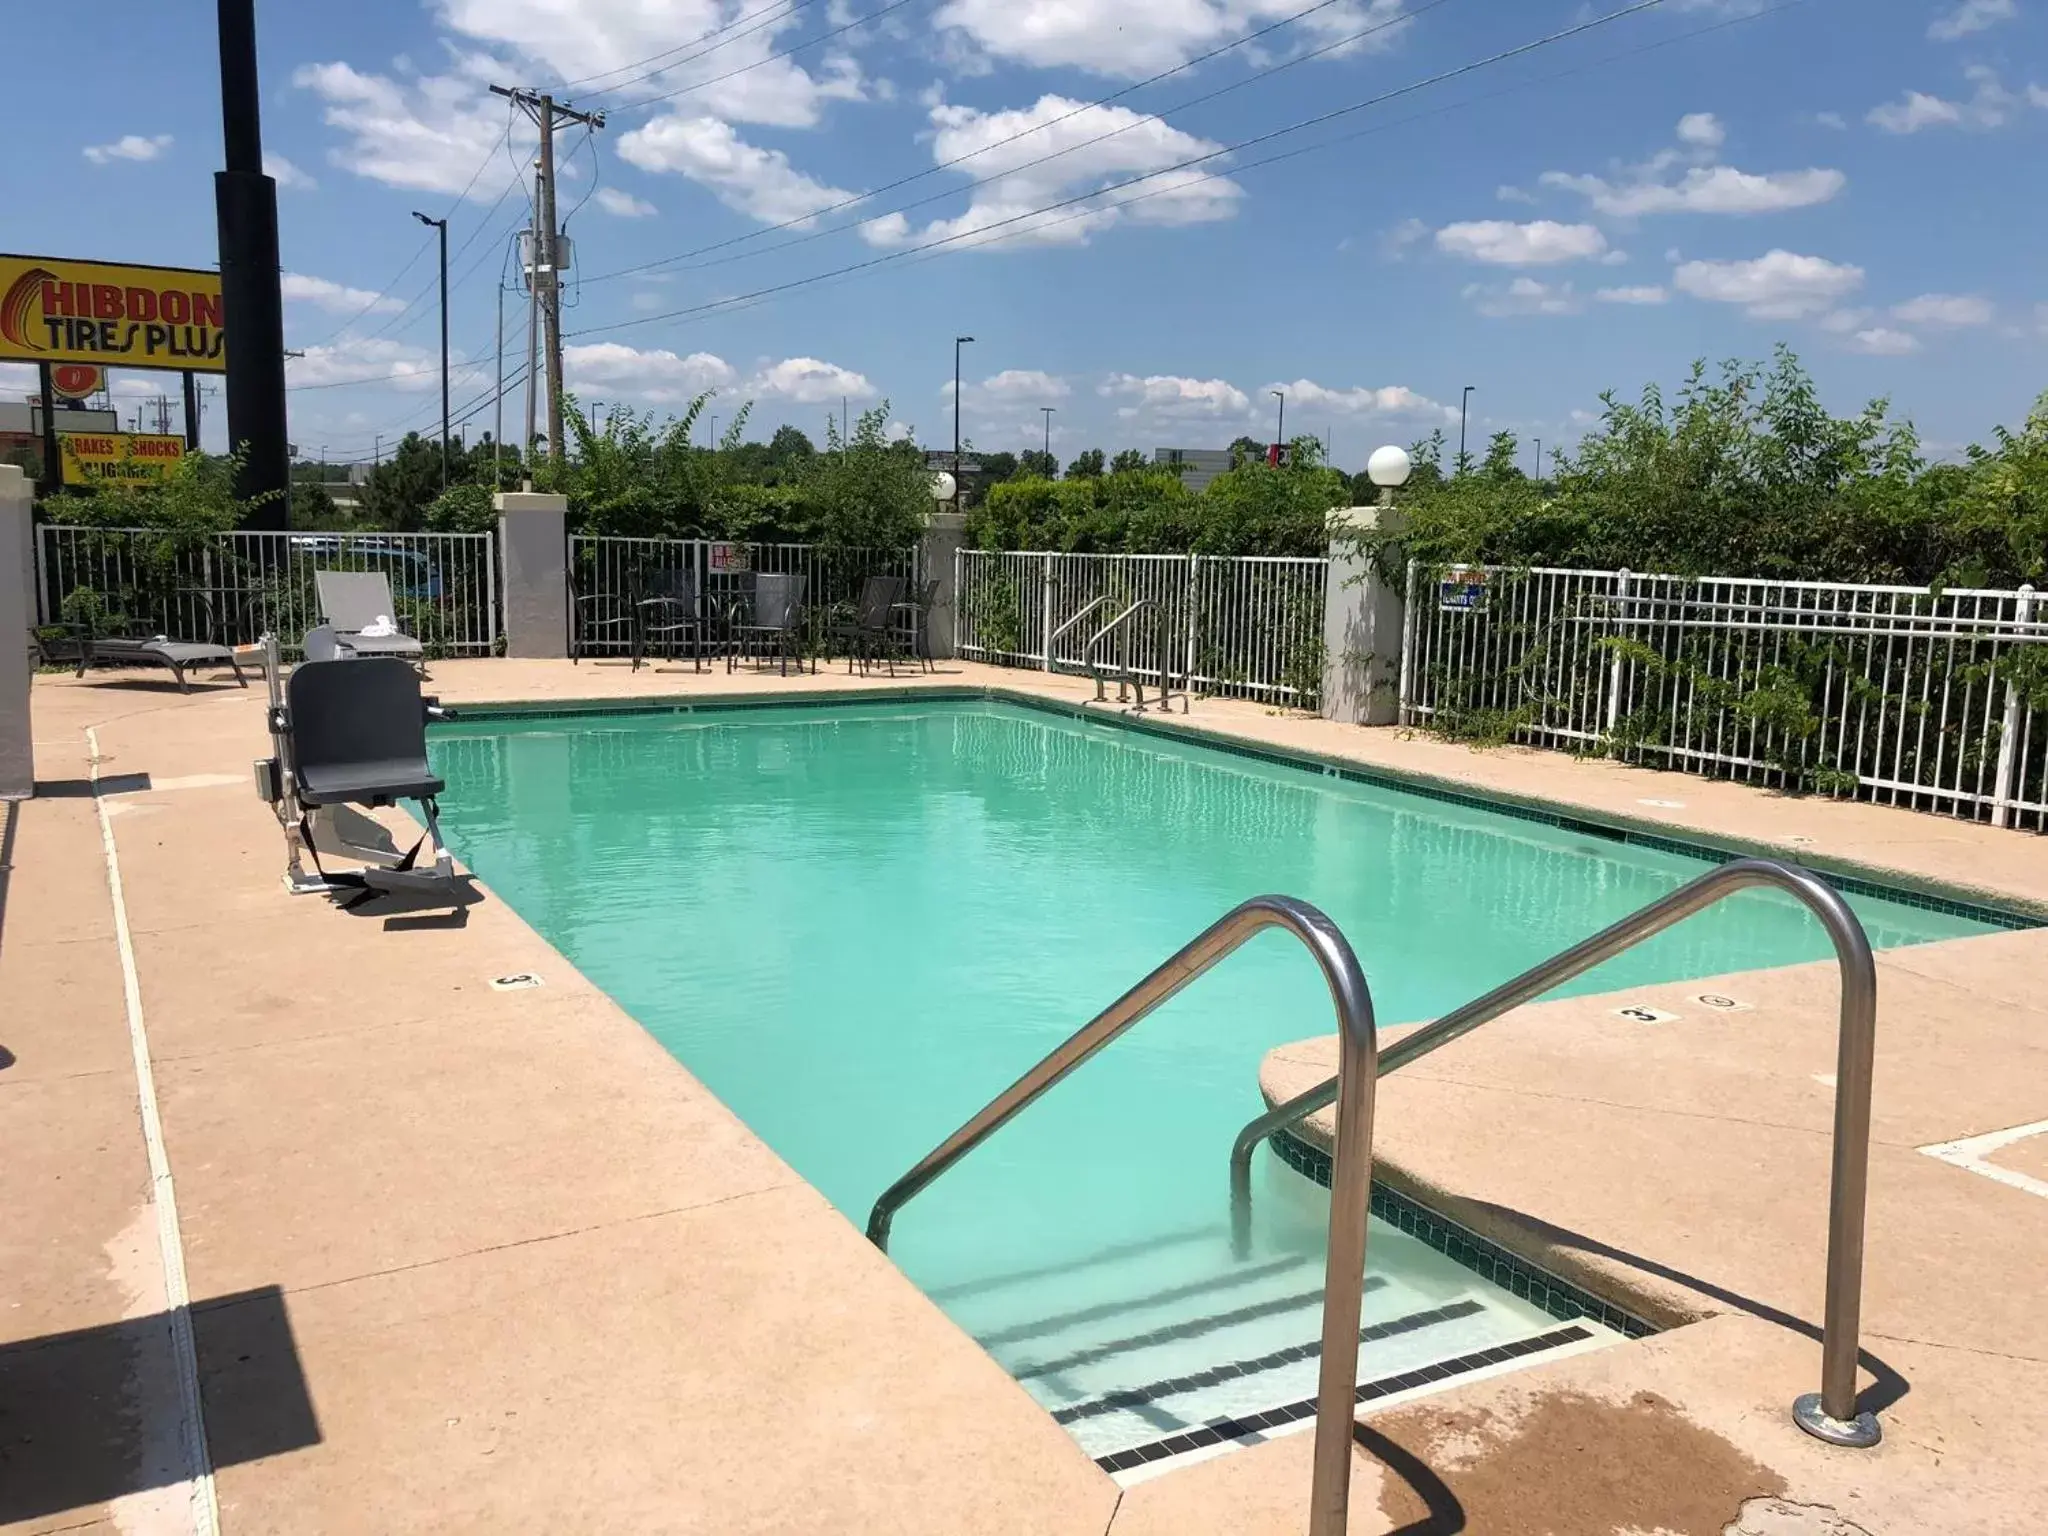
[5, 656, 2043, 1534]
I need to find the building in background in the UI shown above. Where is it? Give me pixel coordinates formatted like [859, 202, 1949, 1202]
[1153, 447, 1232, 493]
[0, 398, 121, 478]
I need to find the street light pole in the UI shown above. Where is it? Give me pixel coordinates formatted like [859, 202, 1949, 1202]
[1458, 385, 1475, 474]
[1040, 405, 1055, 467]
[1533, 437, 1542, 480]
[413, 210, 451, 492]
[1271, 389, 1286, 460]
[954, 335, 974, 509]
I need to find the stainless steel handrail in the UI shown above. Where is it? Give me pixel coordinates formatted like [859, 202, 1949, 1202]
[1227, 856, 1883, 1449]
[866, 896, 1381, 1536]
[1084, 599, 1181, 712]
[1044, 595, 1113, 674]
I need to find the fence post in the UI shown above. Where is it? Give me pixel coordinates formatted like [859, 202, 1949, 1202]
[1604, 568, 1632, 735]
[495, 491, 569, 659]
[1184, 552, 1200, 694]
[1321, 504, 1405, 725]
[919, 510, 966, 660]
[1040, 552, 1055, 671]
[1991, 583, 2036, 830]
[0, 466, 34, 799]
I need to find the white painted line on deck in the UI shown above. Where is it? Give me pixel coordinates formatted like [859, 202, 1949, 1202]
[1919, 1119, 2048, 1201]
[88, 726, 221, 1536]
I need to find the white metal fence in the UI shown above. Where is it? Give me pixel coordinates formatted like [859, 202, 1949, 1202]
[1399, 563, 2048, 832]
[34, 526, 500, 658]
[567, 536, 924, 659]
[955, 549, 1329, 706]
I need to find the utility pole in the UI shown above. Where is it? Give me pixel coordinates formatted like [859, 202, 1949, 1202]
[1458, 385, 1475, 473]
[1271, 389, 1285, 458]
[493, 265, 505, 489]
[953, 334, 973, 509]
[491, 86, 605, 466]
[1040, 406, 1055, 466]
[412, 210, 451, 492]
[1532, 437, 1542, 480]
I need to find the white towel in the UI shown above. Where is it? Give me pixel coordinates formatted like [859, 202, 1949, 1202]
[359, 614, 397, 638]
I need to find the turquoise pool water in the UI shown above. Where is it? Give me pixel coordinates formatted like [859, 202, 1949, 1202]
[429, 699, 1998, 1454]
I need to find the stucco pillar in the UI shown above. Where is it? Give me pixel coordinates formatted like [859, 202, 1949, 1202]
[1321, 503, 1407, 726]
[920, 511, 966, 659]
[496, 491, 568, 659]
[0, 466, 34, 798]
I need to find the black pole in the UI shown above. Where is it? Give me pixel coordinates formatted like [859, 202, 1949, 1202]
[1458, 385, 1474, 474]
[1042, 406, 1053, 462]
[414, 211, 451, 490]
[215, 0, 290, 529]
[953, 335, 972, 507]
[36, 363, 61, 496]
[182, 371, 200, 451]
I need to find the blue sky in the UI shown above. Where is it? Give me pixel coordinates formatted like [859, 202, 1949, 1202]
[4, 0, 2044, 469]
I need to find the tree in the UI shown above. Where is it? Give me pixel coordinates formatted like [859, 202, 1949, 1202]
[1110, 448, 1149, 474]
[1199, 435, 1348, 554]
[1229, 435, 1266, 469]
[979, 450, 1020, 483]
[806, 402, 932, 549]
[1017, 449, 1057, 479]
[1066, 447, 1105, 479]
[358, 433, 450, 531]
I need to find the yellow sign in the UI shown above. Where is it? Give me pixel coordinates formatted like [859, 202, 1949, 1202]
[0, 253, 224, 373]
[58, 431, 187, 486]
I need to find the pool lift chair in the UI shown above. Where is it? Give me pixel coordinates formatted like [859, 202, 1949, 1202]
[251, 634, 459, 905]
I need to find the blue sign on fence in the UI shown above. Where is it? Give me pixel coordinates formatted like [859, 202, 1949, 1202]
[1438, 567, 1489, 613]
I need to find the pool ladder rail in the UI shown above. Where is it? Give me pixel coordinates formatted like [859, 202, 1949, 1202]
[865, 859, 1883, 1536]
[1087, 599, 1187, 714]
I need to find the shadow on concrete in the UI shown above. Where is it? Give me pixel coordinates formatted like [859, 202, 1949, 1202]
[0, 1285, 320, 1525]
[33, 772, 154, 798]
[1460, 1198, 1910, 1416]
[1354, 1421, 1468, 1534]
[0, 798, 13, 957]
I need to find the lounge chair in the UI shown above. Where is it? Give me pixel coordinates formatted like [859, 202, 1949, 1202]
[255, 636, 456, 905]
[895, 578, 941, 674]
[728, 571, 810, 675]
[313, 571, 426, 662]
[33, 621, 247, 693]
[570, 564, 640, 663]
[826, 574, 907, 675]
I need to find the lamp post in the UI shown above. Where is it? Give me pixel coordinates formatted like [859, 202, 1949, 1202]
[1366, 444, 1413, 509]
[1271, 389, 1286, 461]
[954, 334, 974, 510]
[412, 210, 451, 491]
[1040, 405, 1055, 469]
[1458, 385, 1475, 475]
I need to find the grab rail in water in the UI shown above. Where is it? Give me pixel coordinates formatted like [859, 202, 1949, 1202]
[1226, 856, 1883, 1450]
[1044, 595, 1113, 674]
[866, 895, 1380, 1536]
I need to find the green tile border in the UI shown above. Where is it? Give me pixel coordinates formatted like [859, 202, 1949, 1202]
[1267, 1128, 1658, 1340]
[437, 683, 2042, 929]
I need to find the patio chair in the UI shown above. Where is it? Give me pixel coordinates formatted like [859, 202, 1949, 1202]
[895, 578, 941, 674]
[571, 565, 641, 663]
[256, 639, 457, 905]
[727, 571, 810, 675]
[826, 574, 907, 676]
[314, 570, 426, 663]
[32, 621, 247, 694]
[639, 566, 710, 672]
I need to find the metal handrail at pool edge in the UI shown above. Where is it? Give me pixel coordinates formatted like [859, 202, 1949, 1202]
[865, 895, 1380, 1536]
[1044, 594, 1113, 673]
[1083, 598, 1183, 713]
[1226, 856, 1883, 1450]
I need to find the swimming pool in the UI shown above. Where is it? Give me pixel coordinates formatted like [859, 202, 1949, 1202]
[429, 698, 2000, 1464]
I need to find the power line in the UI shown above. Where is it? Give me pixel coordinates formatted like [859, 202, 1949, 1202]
[577, 0, 820, 102]
[603, 0, 925, 114]
[583, 0, 1419, 286]
[571, 0, 1688, 342]
[545, 0, 816, 95]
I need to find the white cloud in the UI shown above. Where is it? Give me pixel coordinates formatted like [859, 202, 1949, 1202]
[1545, 164, 1845, 217]
[594, 186, 658, 218]
[1380, 216, 1429, 260]
[1672, 249, 1864, 318]
[974, 369, 1072, 402]
[1435, 220, 1608, 266]
[1675, 111, 1726, 150]
[1867, 66, 2038, 132]
[286, 336, 451, 392]
[83, 133, 172, 165]
[934, 0, 1411, 80]
[1816, 308, 1871, 334]
[1929, 0, 2016, 40]
[295, 60, 523, 195]
[266, 152, 316, 190]
[564, 342, 738, 405]
[1463, 277, 1583, 317]
[1540, 114, 1845, 217]
[1891, 292, 1994, 327]
[1262, 379, 1456, 423]
[869, 96, 1241, 250]
[1597, 285, 1669, 305]
[1495, 184, 1537, 205]
[280, 272, 404, 315]
[618, 115, 854, 224]
[1099, 373, 1251, 420]
[1814, 111, 1847, 130]
[1848, 327, 1921, 356]
[747, 357, 877, 403]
